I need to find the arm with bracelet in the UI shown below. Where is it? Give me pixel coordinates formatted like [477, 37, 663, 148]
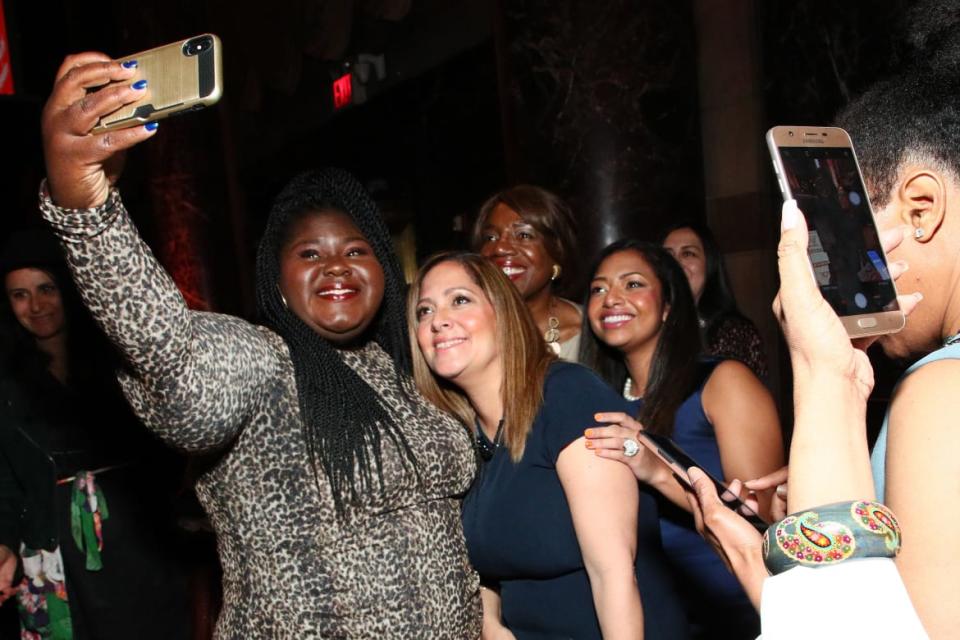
[683, 201, 927, 638]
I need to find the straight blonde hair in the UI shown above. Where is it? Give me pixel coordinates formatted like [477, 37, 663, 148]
[407, 252, 556, 461]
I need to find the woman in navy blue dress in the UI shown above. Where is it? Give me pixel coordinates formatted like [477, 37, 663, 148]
[408, 252, 688, 639]
[579, 240, 783, 639]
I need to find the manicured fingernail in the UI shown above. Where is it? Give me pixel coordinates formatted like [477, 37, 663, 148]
[144, 121, 159, 132]
[584, 428, 594, 438]
[122, 60, 138, 69]
[781, 199, 798, 230]
[593, 413, 603, 420]
[895, 260, 909, 273]
[585, 441, 594, 449]
[132, 79, 148, 90]
[914, 291, 923, 301]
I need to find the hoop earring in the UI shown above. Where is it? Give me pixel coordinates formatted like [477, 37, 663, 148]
[277, 284, 289, 309]
[551, 264, 561, 281]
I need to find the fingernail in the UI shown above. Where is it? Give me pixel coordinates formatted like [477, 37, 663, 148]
[593, 413, 602, 420]
[132, 79, 148, 90]
[585, 441, 594, 449]
[896, 260, 909, 273]
[122, 60, 138, 69]
[584, 428, 594, 438]
[914, 291, 923, 301]
[781, 199, 798, 230]
[144, 121, 159, 132]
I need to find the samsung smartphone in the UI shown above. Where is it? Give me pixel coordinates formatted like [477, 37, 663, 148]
[93, 34, 223, 132]
[766, 126, 904, 338]
[636, 431, 769, 532]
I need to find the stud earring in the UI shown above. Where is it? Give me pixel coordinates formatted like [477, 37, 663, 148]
[914, 227, 925, 240]
[551, 264, 561, 281]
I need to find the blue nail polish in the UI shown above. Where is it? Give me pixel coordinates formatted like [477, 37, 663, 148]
[144, 121, 159, 132]
[132, 79, 148, 90]
[122, 60, 138, 69]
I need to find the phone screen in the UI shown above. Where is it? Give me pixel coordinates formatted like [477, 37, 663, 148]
[778, 146, 898, 316]
[637, 432, 769, 532]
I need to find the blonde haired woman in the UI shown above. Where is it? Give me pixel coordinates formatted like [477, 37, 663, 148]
[408, 252, 687, 640]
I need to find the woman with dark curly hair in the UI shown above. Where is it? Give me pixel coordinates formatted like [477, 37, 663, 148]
[37, 52, 480, 637]
[0, 227, 190, 640]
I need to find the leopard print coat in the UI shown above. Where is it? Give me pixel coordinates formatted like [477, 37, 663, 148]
[40, 187, 481, 639]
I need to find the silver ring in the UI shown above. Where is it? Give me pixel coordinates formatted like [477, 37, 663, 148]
[622, 439, 640, 458]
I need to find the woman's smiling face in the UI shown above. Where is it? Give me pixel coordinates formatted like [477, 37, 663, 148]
[278, 209, 385, 344]
[587, 249, 668, 355]
[414, 260, 500, 389]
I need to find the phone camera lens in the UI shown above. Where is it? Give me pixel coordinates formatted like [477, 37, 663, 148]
[182, 36, 212, 57]
[788, 131, 794, 137]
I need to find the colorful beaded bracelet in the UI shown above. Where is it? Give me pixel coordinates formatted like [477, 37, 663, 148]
[762, 500, 902, 576]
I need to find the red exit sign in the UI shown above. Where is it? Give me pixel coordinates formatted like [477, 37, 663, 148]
[0, 0, 13, 94]
[332, 73, 352, 110]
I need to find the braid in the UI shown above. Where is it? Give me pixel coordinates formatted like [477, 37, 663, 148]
[254, 168, 418, 515]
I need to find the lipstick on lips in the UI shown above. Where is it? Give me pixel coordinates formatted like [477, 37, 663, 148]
[316, 282, 359, 302]
[601, 312, 634, 329]
[494, 259, 527, 281]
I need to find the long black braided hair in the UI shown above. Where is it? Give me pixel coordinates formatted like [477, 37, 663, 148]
[255, 168, 418, 514]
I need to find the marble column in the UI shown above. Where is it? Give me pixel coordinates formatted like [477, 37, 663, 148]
[493, 0, 703, 294]
[692, 0, 785, 403]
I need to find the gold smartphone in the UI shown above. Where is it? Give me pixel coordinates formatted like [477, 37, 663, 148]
[93, 34, 223, 132]
[766, 126, 904, 338]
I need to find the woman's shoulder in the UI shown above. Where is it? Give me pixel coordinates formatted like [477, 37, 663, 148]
[543, 361, 629, 410]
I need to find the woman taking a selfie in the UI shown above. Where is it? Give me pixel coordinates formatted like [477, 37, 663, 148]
[472, 186, 583, 360]
[408, 251, 688, 640]
[580, 240, 782, 639]
[38, 53, 480, 637]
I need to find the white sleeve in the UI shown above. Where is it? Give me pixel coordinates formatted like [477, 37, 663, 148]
[759, 558, 928, 639]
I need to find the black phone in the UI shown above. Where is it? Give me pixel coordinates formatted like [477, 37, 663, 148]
[636, 431, 770, 532]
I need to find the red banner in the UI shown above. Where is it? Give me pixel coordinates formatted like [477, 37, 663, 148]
[0, 0, 13, 94]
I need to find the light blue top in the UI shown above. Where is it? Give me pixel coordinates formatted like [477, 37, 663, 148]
[871, 343, 960, 500]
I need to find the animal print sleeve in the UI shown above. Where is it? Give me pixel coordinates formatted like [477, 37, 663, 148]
[38, 183, 283, 453]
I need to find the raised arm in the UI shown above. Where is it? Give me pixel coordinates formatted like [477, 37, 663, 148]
[39, 54, 281, 452]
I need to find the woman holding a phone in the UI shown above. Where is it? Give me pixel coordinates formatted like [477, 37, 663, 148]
[579, 240, 782, 639]
[37, 54, 480, 638]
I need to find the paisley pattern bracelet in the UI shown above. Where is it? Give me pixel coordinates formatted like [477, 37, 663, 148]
[763, 500, 902, 575]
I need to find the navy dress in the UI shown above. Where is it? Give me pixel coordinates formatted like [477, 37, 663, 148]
[462, 362, 689, 639]
[628, 360, 759, 639]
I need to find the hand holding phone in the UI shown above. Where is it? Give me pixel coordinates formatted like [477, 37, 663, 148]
[93, 34, 223, 132]
[636, 431, 769, 532]
[766, 126, 904, 338]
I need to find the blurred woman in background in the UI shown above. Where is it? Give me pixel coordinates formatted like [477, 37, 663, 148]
[661, 222, 768, 379]
[0, 227, 190, 640]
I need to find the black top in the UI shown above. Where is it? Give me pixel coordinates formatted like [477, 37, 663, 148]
[0, 356, 191, 640]
[462, 362, 689, 639]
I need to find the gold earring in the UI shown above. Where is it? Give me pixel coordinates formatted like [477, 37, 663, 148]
[276, 284, 289, 309]
[551, 264, 561, 281]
